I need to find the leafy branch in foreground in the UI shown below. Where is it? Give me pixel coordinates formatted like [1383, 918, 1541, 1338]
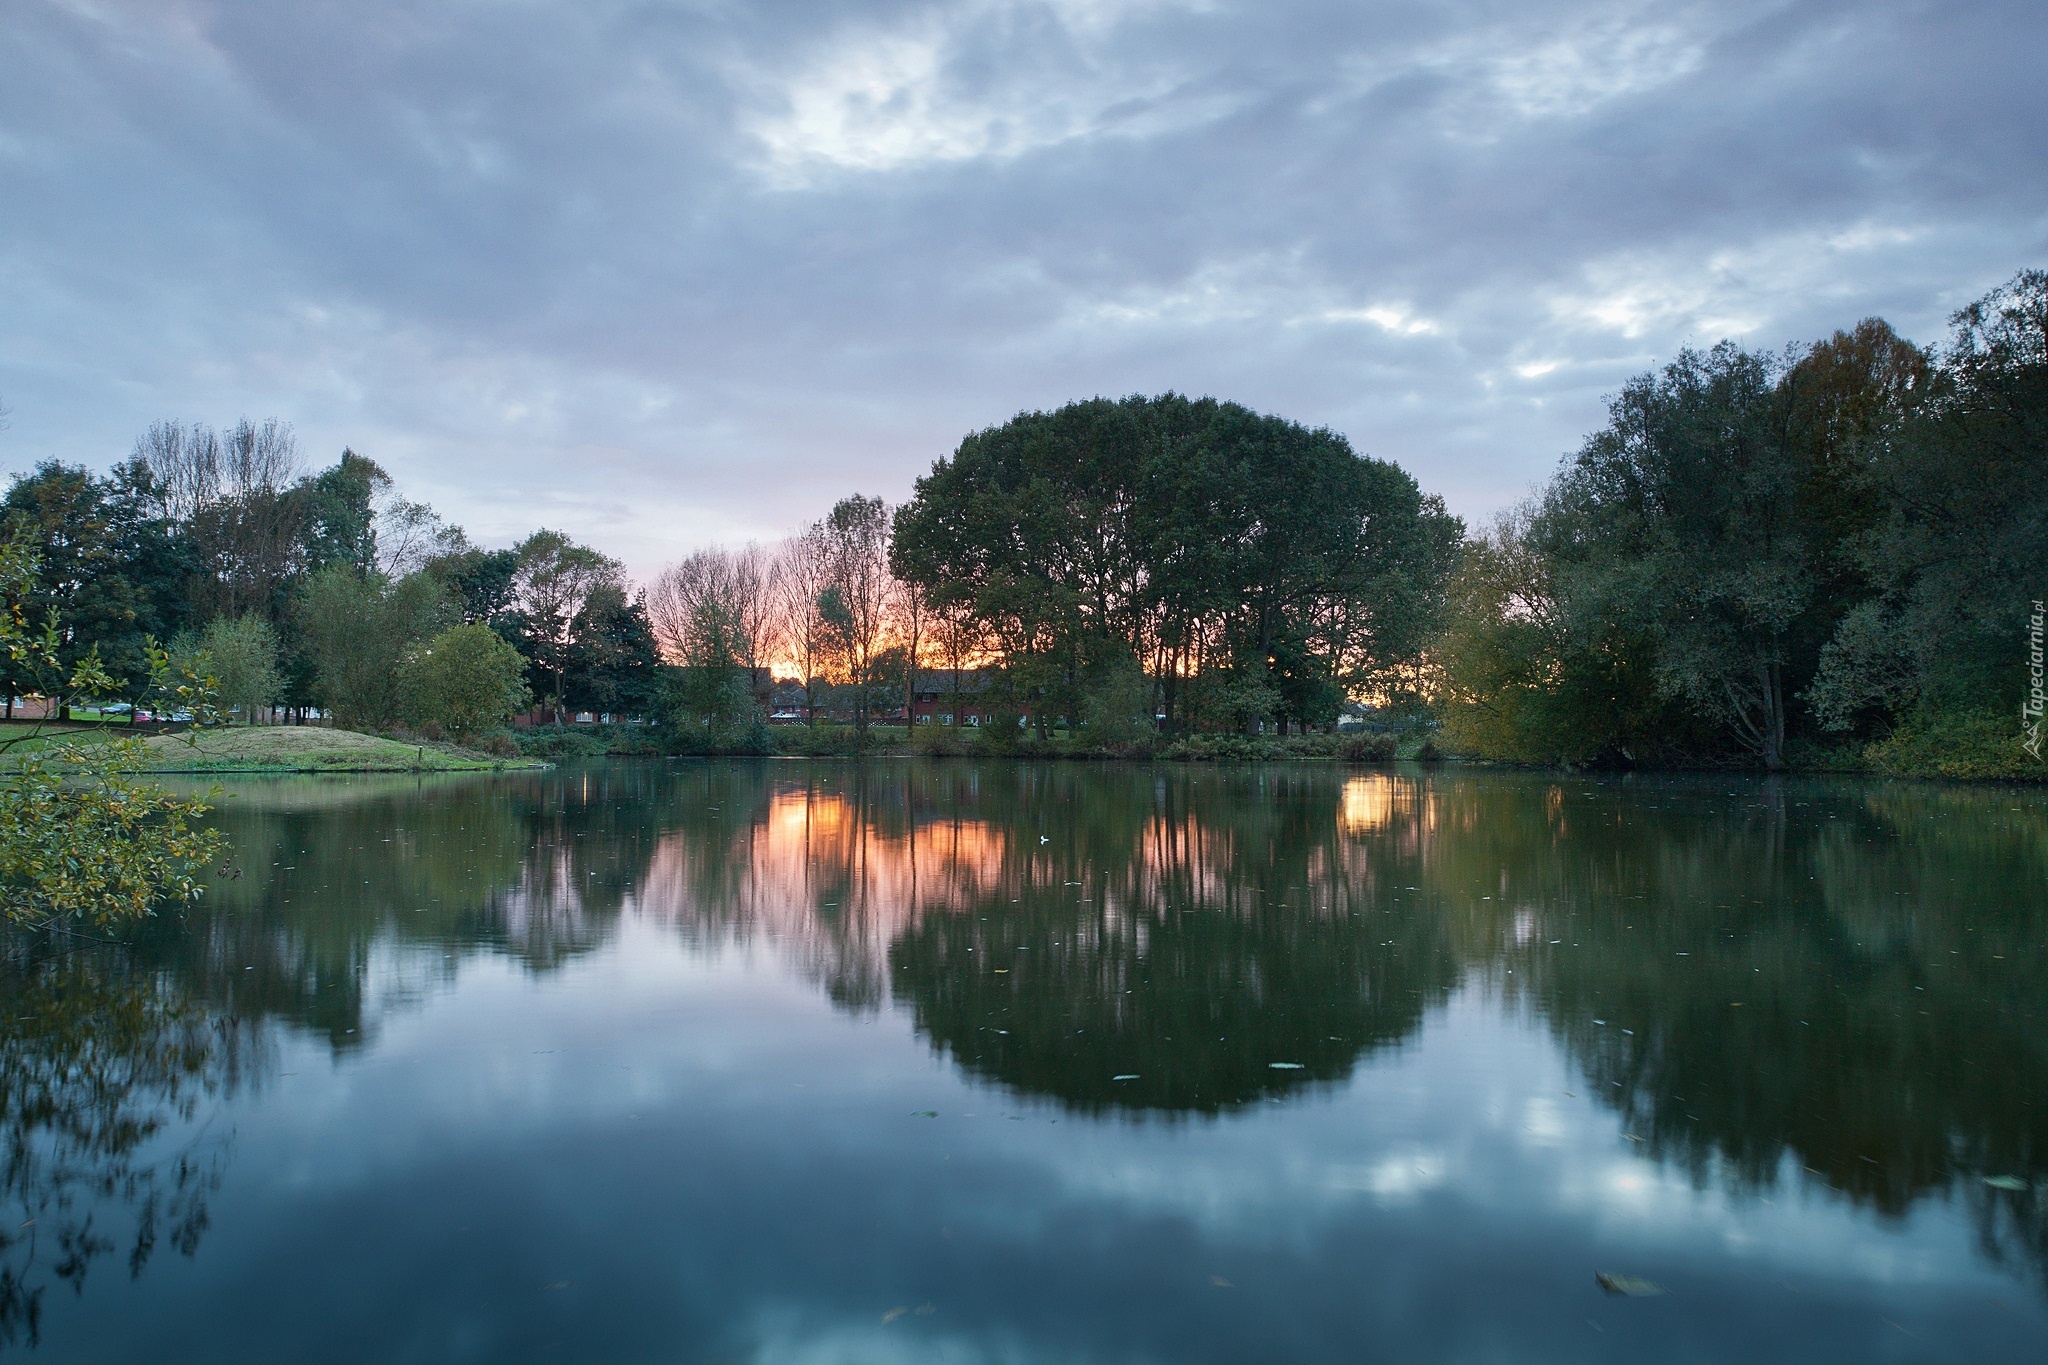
[0, 533, 226, 927]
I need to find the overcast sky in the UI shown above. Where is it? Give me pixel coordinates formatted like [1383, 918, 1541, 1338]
[2, 0, 2042, 579]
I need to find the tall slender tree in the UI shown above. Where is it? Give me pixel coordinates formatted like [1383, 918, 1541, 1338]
[510, 530, 622, 722]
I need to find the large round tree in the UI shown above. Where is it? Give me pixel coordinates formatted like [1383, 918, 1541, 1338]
[890, 393, 1460, 734]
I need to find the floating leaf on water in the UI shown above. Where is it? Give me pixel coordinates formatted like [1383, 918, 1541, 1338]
[912, 1111, 938, 1118]
[1595, 1272, 1665, 1297]
[1984, 1175, 2030, 1191]
[1112, 1074, 1141, 1081]
[1268, 1062, 1305, 1070]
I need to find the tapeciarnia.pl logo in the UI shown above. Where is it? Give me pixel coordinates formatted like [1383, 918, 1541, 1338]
[2026, 599, 2045, 761]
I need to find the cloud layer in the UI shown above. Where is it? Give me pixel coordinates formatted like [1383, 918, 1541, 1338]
[2, 0, 2042, 576]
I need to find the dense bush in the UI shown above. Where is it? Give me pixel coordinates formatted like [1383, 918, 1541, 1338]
[1863, 707, 2033, 781]
[910, 726, 968, 757]
[398, 623, 531, 741]
[511, 727, 611, 759]
[1338, 732, 1397, 762]
[1158, 734, 1340, 762]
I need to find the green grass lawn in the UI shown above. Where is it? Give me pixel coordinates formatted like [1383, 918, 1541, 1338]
[0, 723, 545, 773]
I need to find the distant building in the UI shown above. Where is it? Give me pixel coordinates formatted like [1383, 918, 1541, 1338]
[2, 695, 60, 721]
[909, 668, 1002, 726]
[769, 678, 808, 721]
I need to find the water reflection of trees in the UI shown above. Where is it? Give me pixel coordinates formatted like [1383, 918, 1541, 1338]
[179, 769, 679, 1047]
[20, 761, 2040, 1335]
[887, 768, 1457, 1114]
[1441, 774, 2048, 1287]
[0, 766, 692, 1348]
[630, 764, 1459, 1113]
[0, 937, 258, 1348]
[181, 765, 2048, 1249]
[630, 762, 2048, 1281]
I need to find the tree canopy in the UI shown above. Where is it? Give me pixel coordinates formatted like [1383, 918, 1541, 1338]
[891, 393, 1461, 733]
[1437, 269, 2046, 777]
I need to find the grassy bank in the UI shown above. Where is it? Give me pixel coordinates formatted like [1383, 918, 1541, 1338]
[1, 723, 545, 773]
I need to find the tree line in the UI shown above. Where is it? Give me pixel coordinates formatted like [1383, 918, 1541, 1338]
[652, 394, 1461, 747]
[0, 425, 659, 740]
[2, 268, 2040, 773]
[1437, 268, 2045, 776]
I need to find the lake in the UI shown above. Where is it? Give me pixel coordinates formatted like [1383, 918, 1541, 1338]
[4, 760, 2044, 1362]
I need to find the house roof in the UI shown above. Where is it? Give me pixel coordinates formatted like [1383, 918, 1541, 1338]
[912, 668, 996, 695]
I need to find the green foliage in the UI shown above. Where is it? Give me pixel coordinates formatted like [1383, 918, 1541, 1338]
[1, 460, 189, 704]
[428, 545, 523, 628]
[1338, 732, 1397, 762]
[0, 534, 224, 926]
[891, 393, 1461, 735]
[510, 530, 623, 720]
[1077, 655, 1153, 745]
[771, 723, 877, 757]
[1156, 733, 1341, 762]
[563, 583, 660, 718]
[398, 623, 532, 741]
[1542, 342, 1812, 768]
[297, 448, 384, 575]
[1436, 271, 2046, 777]
[910, 724, 969, 757]
[1863, 706, 2034, 781]
[1176, 667, 1283, 738]
[1810, 272, 2047, 730]
[1434, 507, 1705, 766]
[663, 597, 762, 748]
[510, 727, 613, 760]
[178, 613, 282, 720]
[296, 566, 454, 729]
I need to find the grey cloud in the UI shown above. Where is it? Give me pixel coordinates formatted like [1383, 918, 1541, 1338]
[1, 0, 2042, 576]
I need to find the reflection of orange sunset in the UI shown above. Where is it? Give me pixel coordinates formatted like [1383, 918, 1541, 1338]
[631, 780, 1019, 1001]
[1342, 775, 1399, 833]
[1341, 774, 1441, 862]
[625, 769, 1440, 998]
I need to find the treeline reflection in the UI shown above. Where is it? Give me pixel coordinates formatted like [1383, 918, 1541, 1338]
[616, 762, 2048, 1281]
[0, 939, 257, 1347]
[5, 762, 2044, 1326]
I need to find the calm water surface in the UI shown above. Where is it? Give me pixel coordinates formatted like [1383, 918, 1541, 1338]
[4, 761, 2045, 1363]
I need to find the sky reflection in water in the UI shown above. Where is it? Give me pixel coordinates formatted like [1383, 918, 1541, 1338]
[3, 762, 2044, 1362]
